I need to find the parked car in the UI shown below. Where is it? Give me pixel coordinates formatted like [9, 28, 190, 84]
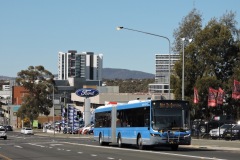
[63, 127, 72, 134]
[4, 125, 13, 131]
[223, 124, 240, 140]
[80, 124, 94, 134]
[0, 127, 7, 140]
[191, 119, 207, 134]
[192, 115, 236, 134]
[21, 127, 34, 135]
[209, 124, 235, 139]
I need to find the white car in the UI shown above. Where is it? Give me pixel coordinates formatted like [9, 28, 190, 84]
[0, 127, 7, 140]
[81, 124, 94, 134]
[209, 124, 235, 139]
[21, 127, 34, 135]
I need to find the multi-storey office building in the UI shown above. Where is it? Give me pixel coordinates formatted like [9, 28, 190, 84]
[149, 54, 180, 99]
[58, 50, 103, 81]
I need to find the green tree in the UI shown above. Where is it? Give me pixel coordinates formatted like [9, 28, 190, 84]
[16, 65, 54, 122]
[172, 9, 240, 120]
[172, 8, 203, 101]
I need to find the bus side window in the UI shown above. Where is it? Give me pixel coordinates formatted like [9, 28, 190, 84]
[116, 115, 121, 127]
[144, 114, 150, 127]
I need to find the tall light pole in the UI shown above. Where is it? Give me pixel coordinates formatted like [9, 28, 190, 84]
[43, 83, 55, 137]
[52, 84, 55, 137]
[117, 26, 171, 99]
[181, 38, 192, 100]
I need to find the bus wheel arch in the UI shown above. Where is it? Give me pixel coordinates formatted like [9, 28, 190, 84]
[117, 133, 123, 148]
[99, 132, 109, 146]
[137, 133, 145, 150]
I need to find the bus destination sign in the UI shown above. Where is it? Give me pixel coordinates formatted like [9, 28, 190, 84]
[153, 102, 183, 108]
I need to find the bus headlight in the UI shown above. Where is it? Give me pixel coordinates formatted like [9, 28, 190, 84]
[184, 134, 191, 138]
[150, 133, 160, 137]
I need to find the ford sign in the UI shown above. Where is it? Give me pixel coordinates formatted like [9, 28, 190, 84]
[75, 88, 99, 98]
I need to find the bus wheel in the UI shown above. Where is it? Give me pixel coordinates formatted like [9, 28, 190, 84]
[137, 135, 145, 150]
[171, 145, 179, 151]
[117, 134, 123, 148]
[99, 133, 109, 146]
[99, 133, 104, 146]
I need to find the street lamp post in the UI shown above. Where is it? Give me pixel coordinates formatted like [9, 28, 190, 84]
[117, 26, 171, 99]
[181, 38, 192, 100]
[182, 38, 185, 100]
[43, 83, 55, 137]
[52, 84, 55, 137]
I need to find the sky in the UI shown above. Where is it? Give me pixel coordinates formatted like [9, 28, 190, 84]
[0, 0, 240, 77]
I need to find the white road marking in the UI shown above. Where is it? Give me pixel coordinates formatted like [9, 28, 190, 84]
[50, 144, 63, 146]
[63, 142, 227, 160]
[107, 157, 115, 159]
[78, 152, 83, 154]
[28, 143, 45, 148]
[91, 154, 97, 157]
[14, 145, 23, 149]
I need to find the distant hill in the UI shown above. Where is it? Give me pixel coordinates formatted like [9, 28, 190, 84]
[102, 68, 155, 80]
[0, 76, 15, 80]
[0, 68, 155, 80]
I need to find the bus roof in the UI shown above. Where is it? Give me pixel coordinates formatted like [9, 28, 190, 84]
[95, 99, 151, 113]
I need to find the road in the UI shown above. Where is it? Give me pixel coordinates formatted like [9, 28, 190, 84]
[0, 131, 240, 160]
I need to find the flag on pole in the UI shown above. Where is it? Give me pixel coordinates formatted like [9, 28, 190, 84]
[193, 87, 199, 104]
[232, 79, 240, 99]
[217, 87, 224, 105]
[208, 87, 218, 107]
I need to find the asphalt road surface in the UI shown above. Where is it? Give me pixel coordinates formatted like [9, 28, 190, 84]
[0, 131, 240, 160]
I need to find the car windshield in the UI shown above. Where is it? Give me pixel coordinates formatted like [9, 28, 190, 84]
[220, 124, 232, 129]
[26, 128, 32, 130]
[233, 125, 240, 130]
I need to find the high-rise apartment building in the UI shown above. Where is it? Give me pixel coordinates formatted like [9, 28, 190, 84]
[149, 54, 180, 99]
[58, 50, 103, 81]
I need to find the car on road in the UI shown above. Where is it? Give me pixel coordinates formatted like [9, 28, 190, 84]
[21, 127, 34, 135]
[0, 127, 7, 140]
[209, 124, 235, 139]
[223, 124, 240, 140]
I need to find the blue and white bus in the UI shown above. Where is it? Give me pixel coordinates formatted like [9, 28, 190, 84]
[94, 99, 191, 150]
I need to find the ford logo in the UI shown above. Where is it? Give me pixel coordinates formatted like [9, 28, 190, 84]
[75, 88, 99, 98]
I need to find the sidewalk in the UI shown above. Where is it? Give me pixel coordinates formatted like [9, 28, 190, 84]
[190, 138, 240, 151]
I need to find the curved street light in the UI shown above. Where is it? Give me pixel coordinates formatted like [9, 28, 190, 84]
[117, 26, 171, 99]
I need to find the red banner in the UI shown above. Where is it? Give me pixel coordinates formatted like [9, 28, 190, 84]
[193, 87, 199, 104]
[208, 87, 218, 107]
[217, 87, 224, 105]
[232, 79, 240, 99]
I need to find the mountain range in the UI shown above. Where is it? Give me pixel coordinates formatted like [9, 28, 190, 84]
[0, 68, 155, 80]
[102, 68, 154, 79]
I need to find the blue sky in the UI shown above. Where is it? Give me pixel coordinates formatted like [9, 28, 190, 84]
[1, 0, 239, 77]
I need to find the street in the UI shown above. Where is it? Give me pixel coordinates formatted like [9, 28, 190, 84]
[0, 131, 240, 160]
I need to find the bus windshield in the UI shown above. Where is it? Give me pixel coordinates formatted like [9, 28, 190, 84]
[152, 108, 183, 131]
